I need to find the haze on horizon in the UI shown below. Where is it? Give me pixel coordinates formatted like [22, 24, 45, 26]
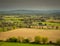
[0, 0, 60, 11]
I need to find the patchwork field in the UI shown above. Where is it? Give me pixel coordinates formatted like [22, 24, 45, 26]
[0, 28, 60, 42]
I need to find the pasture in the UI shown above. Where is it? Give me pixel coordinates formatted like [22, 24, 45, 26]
[0, 42, 53, 46]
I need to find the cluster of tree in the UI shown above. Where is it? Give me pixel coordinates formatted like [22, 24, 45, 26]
[0, 36, 60, 46]
[0, 36, 48, 44]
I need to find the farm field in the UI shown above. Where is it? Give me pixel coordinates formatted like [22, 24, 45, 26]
[0, 14, 60, 46]
[0, 28, 60, 42]
[0, 1, 60, 46]
[0, 42, 53, 46]
[0, 15, 60, 32]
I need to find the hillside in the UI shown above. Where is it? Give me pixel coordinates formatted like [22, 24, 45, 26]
[0, 28, 60, 42]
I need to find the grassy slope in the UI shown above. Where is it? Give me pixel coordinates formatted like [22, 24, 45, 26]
[0, 42, 53, 46]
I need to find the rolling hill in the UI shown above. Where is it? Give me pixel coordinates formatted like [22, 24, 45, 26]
[0, 10, 60, 15]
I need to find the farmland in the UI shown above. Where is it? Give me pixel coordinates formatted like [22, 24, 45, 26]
[0, 14, 60, 46]
[0, 28, 60, 42]
[0, 14, 60, 32]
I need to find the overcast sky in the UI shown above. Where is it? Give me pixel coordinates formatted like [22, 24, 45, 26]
[0, 0, 60, 11]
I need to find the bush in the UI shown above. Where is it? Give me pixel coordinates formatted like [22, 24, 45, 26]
[17, 36, 21, 42]
[34, 36, 41, 44]
[49, 41, 53, 44]
[6, 37, 18, 42]
[55, 39, 60, 46]
[0, 40, 3, 42]
[22, 38, 30, 43]
[41, 37, 48, 44]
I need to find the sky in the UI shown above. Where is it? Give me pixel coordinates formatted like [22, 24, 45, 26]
[0, 0, 60, 11]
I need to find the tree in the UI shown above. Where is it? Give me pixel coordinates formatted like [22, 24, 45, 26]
[49, 41, 53, 44]
[17, 36, 21, 42]
[55, 39, 60, 46]
[0, 40, 3, 42]
[34, 36, 41, 44]
[41, 19, 46, 22]
[22, 38, 30, 43]
[42, 37, 48, 44]
[38, 23, 43, 26]
[56, 26, 59, 29]
[6, 37, 18, 42]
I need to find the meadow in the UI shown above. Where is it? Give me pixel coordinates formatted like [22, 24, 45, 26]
[0, 42, 53, 46]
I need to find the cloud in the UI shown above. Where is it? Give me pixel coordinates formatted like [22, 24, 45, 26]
[0, 0, 60, 11]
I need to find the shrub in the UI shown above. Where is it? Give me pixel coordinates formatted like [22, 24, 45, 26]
[55, 39, 60, 46]
[41, 37, 48, 44]
[0, 40, 3, 42]
[34, 36, 41, 44]
[49, 41, 53, 44]
[22, 38, 30, 43]
[6, 37, 18, 42]
[17, 36, 21, 42]
[20, 37, 24, 42]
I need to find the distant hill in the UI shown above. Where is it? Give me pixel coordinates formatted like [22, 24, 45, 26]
[0, 10, 60, 16]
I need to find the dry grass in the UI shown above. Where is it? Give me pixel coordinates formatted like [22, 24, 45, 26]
[0, 28, 60, 42]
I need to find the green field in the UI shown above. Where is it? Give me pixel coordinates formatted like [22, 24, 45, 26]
[0, 42, 53, 46]
[0, 15, 60, 32]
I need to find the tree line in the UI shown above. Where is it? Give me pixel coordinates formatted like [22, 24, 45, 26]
[0, 36, 60, 46]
